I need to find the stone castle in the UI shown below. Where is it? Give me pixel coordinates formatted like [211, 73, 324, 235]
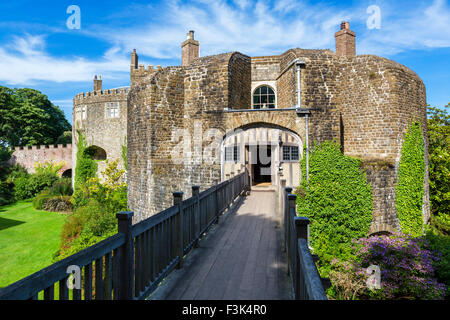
[72, 22, 430, 234]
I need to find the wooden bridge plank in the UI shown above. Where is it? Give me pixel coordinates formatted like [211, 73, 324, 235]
[161, 191, 291, 300]
[193, 204, 256, 300]
[164, 199, 247, 300]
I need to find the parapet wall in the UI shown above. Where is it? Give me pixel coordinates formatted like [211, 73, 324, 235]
[9, 144, 72, 175]
[74, 87, 129, 103]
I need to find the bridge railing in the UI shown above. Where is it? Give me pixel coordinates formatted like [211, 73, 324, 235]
[283, 188, 327, 300]
[0, 172, 247, 300]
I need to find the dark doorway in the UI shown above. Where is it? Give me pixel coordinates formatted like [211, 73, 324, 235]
[61, 169, 72, 178]
[252, 145, 272, 185]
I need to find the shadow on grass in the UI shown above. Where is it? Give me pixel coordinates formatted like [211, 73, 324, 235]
[0, 216, 25, 231]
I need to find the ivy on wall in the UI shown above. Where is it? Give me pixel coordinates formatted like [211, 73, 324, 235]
[395, 121, 425, 237]
[121, 136, 127, 171]
[74, 130, 97, 191]
[296, 141, 373, 277]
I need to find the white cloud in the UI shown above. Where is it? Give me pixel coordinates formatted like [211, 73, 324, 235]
[94, 0, 450, 60]
[0, 34, 129, 85]
[357, 0, 450, 55]
[1, 0, 449, 86]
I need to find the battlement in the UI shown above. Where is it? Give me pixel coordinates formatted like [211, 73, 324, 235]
[74, 87, 129, 101]
[13, 143, 72, 151]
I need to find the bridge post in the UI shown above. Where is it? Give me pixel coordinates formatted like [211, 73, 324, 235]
[284, 187, 293, 275]
[192, 186, 200, 247]
[173, 192, 184, 269]
[214, 179, 220, 224]
[280, 179, 286, 252]
[116, 211, 134, 300]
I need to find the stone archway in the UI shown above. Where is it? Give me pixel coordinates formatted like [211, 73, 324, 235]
[220, 122, 303, 188]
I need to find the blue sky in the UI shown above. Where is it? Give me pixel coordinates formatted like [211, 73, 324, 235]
[0, 0, 449, 123]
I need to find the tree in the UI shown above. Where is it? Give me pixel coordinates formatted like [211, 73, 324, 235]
[0, 86, 71, 147]
[427, 104, 449, 234]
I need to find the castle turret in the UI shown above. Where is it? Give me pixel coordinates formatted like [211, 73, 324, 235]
[93, 75, 102, 91]
[335, 21, 356, 57]
[181, 30, 199, 66]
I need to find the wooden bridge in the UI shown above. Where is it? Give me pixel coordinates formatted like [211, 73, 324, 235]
[0, 172, 326, 300]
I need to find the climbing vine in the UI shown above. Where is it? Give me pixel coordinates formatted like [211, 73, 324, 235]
[395, 121, 425, 237]
[74, 130, 97, 191]
[121, 136, 128, 171]
[296, 140, 373, 277]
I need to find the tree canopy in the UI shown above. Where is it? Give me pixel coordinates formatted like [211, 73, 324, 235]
[0, 86, 71, 147]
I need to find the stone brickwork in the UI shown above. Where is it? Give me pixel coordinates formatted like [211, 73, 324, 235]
[9, 144, 72, 176]
[127, 52, 251, 222]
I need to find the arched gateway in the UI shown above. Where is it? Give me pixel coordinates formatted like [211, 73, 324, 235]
[221, 124, 302, 188]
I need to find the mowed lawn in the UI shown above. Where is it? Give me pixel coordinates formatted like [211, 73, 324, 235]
[0, 201, 66, 289]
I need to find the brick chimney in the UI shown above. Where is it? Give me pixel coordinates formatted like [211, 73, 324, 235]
[181, 30, 199, 66]
[131, 48, 138, 70]
[335, 21, 356, 57]
[93, 75, 102, 91]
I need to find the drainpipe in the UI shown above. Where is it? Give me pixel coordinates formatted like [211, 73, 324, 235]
[295, 59, 308, 182]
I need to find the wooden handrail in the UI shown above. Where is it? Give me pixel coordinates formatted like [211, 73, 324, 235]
[0, 172, 247, 300]
[283, 189, 327, 300]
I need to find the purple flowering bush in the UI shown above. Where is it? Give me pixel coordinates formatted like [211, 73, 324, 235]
[352, 232, 446, 299]
[327, 232, 446, 300]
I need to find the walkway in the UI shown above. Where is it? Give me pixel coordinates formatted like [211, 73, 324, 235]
[156, 190, 292, 300]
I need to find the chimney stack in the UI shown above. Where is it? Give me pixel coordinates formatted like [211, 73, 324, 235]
[131, 48, 138, 70]
[335, 21, 356, 57]
[93, 75, 102, 91]
[181, 30, 199, 66]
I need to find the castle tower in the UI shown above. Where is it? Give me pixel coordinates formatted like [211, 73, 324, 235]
[93, 75, 102, 91]
[335, 21, 356, 57]
[181, 30, 199, 66]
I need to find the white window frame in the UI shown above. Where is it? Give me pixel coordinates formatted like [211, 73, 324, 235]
[282, 145, 299, 162]
[225, 146, 240, 163]
[105, 102, 120, 119]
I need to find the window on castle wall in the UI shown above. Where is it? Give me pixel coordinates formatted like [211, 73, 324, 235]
[282, 146, 299, 161]
[253, 85, 276, 109]
[225, 146, 240, 162]
[81, 105, 87, 120]
[105, 102, 120, 119]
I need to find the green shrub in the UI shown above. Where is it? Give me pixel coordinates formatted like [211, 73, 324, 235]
[56, 200, 116, 260]
[13, 176, 33, 200]
[48, 178, 73, 196]
[32, 190, 53, 209]
[296, 141, 373, 277]
[395, 121, 425, 237]
[425, 231, 450, 297]
[14, 169, 59, 200]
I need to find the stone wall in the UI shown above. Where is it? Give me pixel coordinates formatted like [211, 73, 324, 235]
[9, 144, 72, 175]
[256, 48, 428, 233]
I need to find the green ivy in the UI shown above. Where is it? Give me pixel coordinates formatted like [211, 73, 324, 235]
[121, 136, 127, 171]
[296, 141, 373, 277]
[74, 130, 97, 191]
[395, 122, 425, 237]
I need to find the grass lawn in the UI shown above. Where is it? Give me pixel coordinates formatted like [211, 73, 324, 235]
[0, 200, 66, 289]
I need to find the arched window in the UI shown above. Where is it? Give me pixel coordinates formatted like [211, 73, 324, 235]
[253, 85, 276, 109]
[84, 145, 107, 160]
